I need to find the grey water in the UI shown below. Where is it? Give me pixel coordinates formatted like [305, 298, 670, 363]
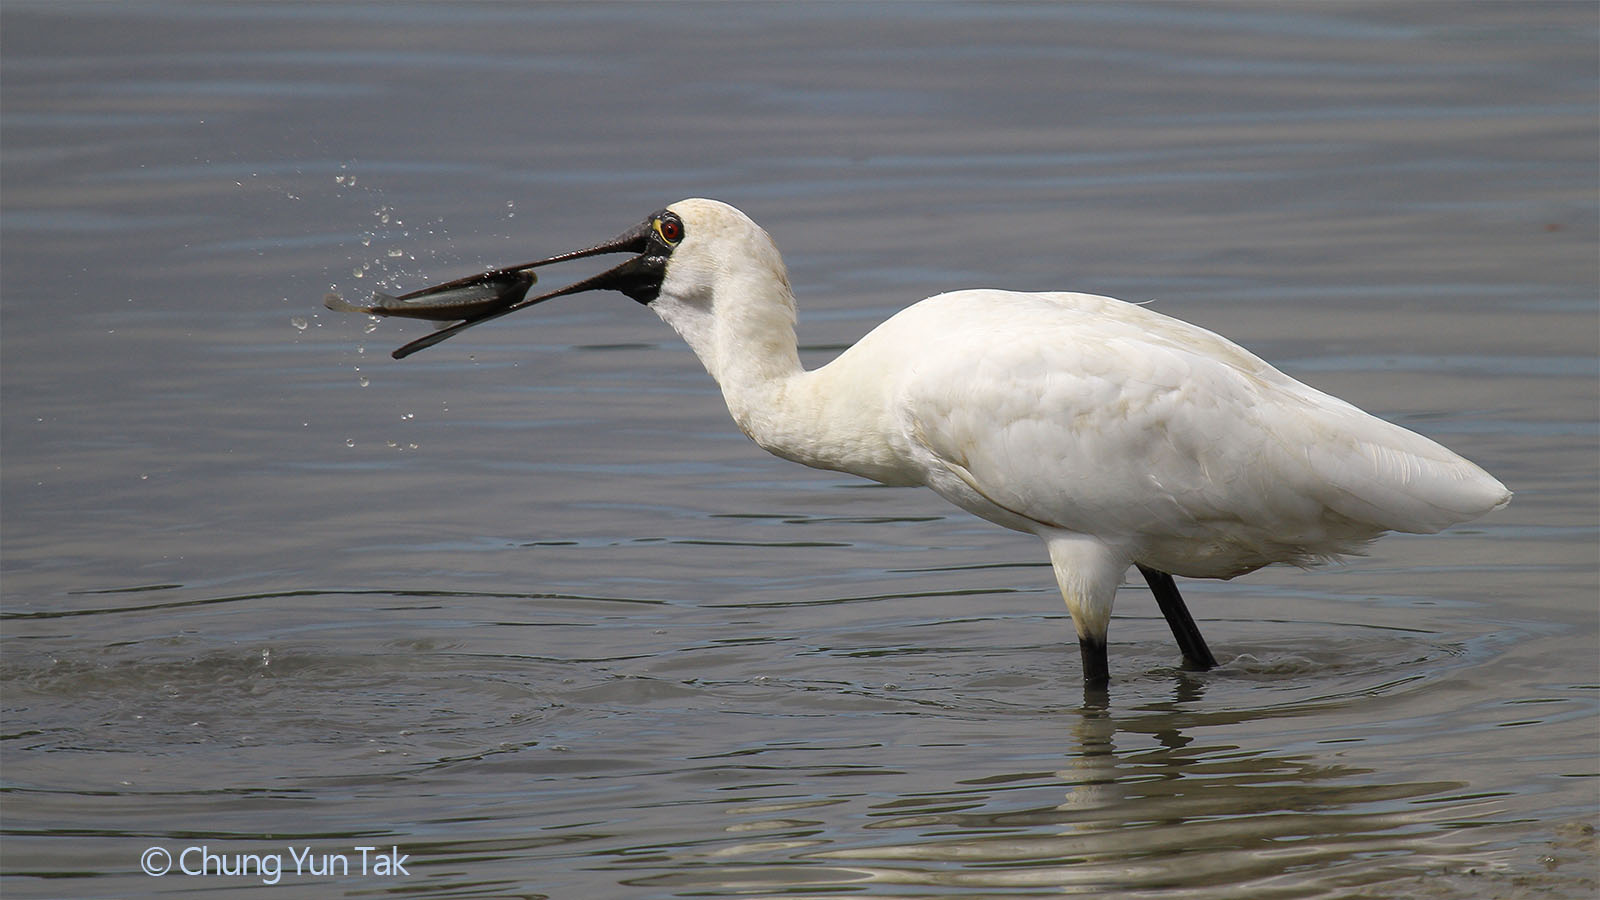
[2, 3, 1596, 897]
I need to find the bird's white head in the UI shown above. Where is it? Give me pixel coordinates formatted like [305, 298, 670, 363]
[652, 199, 790, 308]
[646, 199, 799, 386]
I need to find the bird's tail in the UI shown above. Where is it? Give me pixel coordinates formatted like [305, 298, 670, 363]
[1303, 404, 1510, 535]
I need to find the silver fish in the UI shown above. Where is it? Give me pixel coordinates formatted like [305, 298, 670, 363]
[324, 270, 536, 321]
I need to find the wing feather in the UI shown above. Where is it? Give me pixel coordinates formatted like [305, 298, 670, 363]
[881, 291, 1507, 577]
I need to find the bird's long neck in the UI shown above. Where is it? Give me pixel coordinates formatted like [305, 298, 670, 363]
[651, 280, 917, 487]
[649, 269, 804, 430]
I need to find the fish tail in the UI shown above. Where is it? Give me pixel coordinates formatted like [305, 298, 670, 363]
[323, 292, 369, 313]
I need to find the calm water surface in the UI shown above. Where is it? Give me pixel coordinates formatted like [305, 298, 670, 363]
[3, 3, 1596, 898]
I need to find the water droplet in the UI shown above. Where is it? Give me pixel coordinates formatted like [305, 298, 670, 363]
[290, 316, 308, 331]
[345, 438, 356, 448]
[386, 248, 403, 258]
[358, 375, 370, 388]
[352, 267, 364, 278]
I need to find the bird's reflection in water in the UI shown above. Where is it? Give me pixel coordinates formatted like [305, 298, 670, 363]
[628, 670, 1472, 897]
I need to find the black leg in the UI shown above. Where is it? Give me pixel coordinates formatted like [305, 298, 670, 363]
[1078, 634, 1110, 686]
[1137, 565, 1218, 671]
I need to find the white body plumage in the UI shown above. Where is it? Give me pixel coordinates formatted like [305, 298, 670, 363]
[646, 199, 1509, 669]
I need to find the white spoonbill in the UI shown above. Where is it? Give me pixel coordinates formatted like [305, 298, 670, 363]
[357, 198, 1511, 685]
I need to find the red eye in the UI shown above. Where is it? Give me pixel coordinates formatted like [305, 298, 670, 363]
[656, 215, 683, 244]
